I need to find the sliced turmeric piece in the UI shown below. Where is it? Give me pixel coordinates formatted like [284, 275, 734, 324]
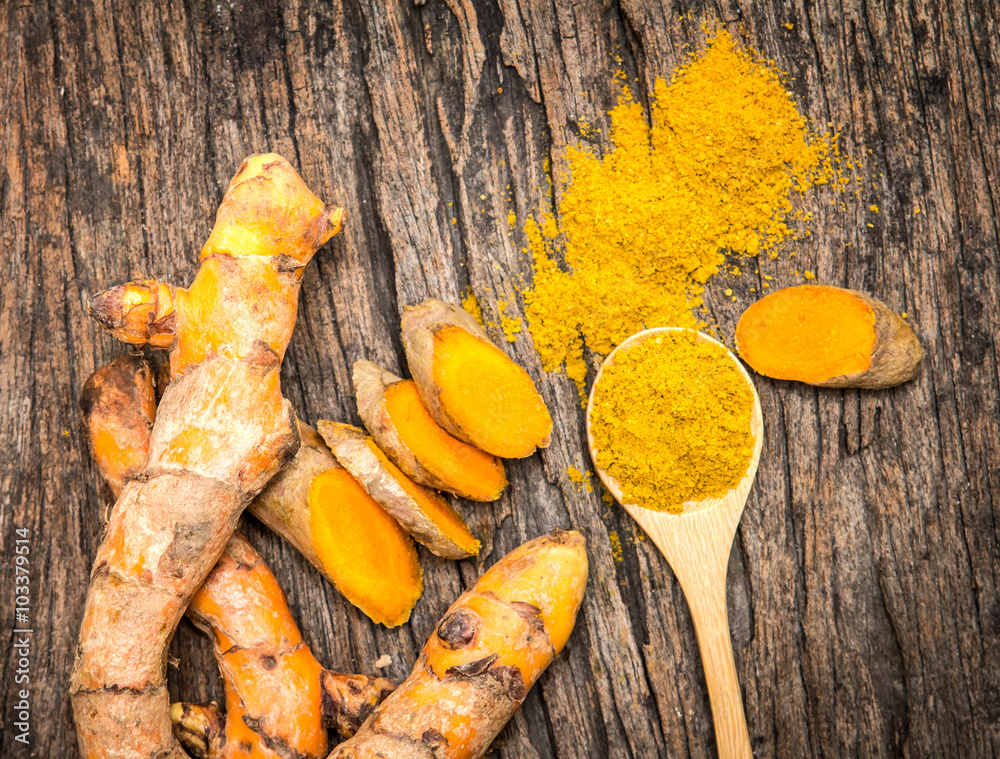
[330, 530, 589, 759]
[80, 355, 423, 628]
[354, 359, 507, 502]
[255, 422, 423, 627]
[735, 284, 922, 388]
[401, 298, 552, 458]
[318, 421, 481, 560]
[309, 467, 424, 626]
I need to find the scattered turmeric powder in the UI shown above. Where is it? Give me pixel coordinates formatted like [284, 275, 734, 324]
[522, 30, 837, 395]
[588, 330, 755, 512]
[566, 465, 593, 493]
[497, 297, 523, 342]
[461, 288, 484, 327]
[608, 530, 623, 562]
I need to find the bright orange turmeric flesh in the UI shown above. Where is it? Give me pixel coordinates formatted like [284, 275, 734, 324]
[309, 468, 424, 627]
[432, 326, 553, 458]
[354, 360, 507, 502]
[735, 284, 923, 388]
[71, 155, 344, 759]
[330, 530, 588, 759]
[317, 421, 480, 560]
[385, 381, 507, 500]
[401, 299, 552, 459]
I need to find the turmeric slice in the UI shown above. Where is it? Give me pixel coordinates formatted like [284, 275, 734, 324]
[330, 530, 589, 758]
[318, 421, 481, 560]
[173, 533, 395, 759]
[401, 298, 552, 458]
[258, 423, 423, 627]
[309, 468, 424, 626]
[354, 360, 507, 501]
[735, 284, 922, 388]
[80, 355, 423, 628]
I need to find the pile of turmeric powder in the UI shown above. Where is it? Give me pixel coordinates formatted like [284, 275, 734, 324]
[523, 29, 835, 394]
[588, 330, 755, 512]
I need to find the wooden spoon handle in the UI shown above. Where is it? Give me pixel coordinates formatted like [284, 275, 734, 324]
[683, 577, 753, 759]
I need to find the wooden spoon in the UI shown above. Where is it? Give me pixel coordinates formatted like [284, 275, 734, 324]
[586, 327, 763, 759]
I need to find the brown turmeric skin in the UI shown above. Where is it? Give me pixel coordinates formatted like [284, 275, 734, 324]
[330, 530, 588, 759]
[71, 154, 344, 759]
[79, 353, 158, 495]
[735, 284, 922, 388]
[173, 534, 394, 759]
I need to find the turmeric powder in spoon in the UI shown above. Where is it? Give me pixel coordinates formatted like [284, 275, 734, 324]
[588, 329, 755, 513]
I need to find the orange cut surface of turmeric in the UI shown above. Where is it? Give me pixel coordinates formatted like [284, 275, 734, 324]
[432, 326, 552, 458]
[364, 440, 480, 558]
[384, 380, 506, 501]
[736, 285, 876, 383]
[309, 468, 422, 627]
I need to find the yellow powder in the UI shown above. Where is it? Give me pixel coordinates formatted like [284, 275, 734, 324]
[589, 331, 755, 513]
[497, 297, 523, 343]
[461, 288, 484, 327]
[566, 465, 594, 493]
[608, 530, 623, 562]
[522, 30, 836, 395]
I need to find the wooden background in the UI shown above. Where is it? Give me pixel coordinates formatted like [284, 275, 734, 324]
[2, 0, 998, 756]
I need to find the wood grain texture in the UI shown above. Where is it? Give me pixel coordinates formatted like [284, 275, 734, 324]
[1, 1, 997, 757]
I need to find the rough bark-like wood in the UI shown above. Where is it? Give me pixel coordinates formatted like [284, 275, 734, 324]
[1, 1, 998, 757]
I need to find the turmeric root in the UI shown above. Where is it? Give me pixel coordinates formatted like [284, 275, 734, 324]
[172, 533, 394, 758]
[80, 359, 398, 756]
[81, 355, 422, 628]
[79, 353, 158, 494]
[401, 299, 552, 458]
[354, 360, 506, 502]
[71, 154, 343, 759]
[317, 421, 481, 560]
[330, 530, 589, 759]
[735, 284, 923, 388]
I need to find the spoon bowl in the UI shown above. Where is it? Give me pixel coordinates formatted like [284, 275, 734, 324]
[587, 327, 763, 759]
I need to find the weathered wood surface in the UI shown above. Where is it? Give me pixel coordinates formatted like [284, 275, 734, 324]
[2, 0, 998, 756]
